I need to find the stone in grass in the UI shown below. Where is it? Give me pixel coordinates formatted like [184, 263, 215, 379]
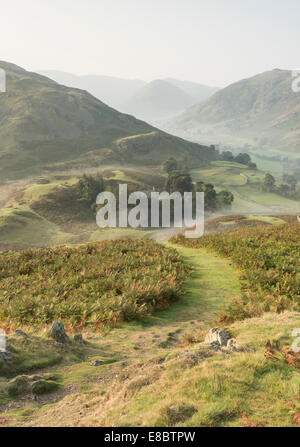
[90, 359, 104, 367]
[210, 341, 222, 351]
[227, 338, 239, 351]
[31, 379, 60, 395]
[205, 328, 231, 347]
[51, 321, 69, 344]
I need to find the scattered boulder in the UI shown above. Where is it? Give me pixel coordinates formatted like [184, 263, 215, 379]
[50, 321, 68, 343]
[210, 341, 222, 351]
[74, 334, 84, 343]
[90, 359, 104, 367]
[203, 328, 240, 352]
[205, 328, 231, 347]
[227, 338, 239, 351]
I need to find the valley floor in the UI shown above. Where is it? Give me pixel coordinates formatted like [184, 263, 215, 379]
[0, 245, 299, 427]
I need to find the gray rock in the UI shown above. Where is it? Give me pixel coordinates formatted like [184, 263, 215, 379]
[227, 338, 238, 351]
[50, 321, 68, 343]
[210, 341, 222, 351]
[205, 328, 231, 347]
[90, 359, 104, 367]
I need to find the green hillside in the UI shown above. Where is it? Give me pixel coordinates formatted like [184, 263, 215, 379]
[0, 62, 216, 181]
[191, 161, 300, 214]
[167, 69, 300, 154]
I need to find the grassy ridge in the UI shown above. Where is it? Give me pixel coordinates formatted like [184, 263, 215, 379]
[172, 223, 300, 322]
[0, 239, 188, 328]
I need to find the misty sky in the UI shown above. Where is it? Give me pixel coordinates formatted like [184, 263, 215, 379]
[2, 0, 300, 87]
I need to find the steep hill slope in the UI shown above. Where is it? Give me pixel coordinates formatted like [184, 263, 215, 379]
[0, 62, 216, 180]
[166, 69, 300, 154]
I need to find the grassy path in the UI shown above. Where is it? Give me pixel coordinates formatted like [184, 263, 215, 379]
[66, 245, 242, 364]
[2, 244, 300, 427]
[166, 245, 241, 322]
[0, 245, 242, 426]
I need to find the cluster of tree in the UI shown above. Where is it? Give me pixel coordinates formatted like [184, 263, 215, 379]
[221, 151, 257, 169]
[262, 173, 300, 200]
[165, 170, 234, 212]
[77, 174, 105, 211]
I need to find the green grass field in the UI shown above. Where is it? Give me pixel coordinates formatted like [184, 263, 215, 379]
[191, 161, 300, 213]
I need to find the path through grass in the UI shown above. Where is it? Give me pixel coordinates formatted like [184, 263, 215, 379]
[1, 244, 299, 427]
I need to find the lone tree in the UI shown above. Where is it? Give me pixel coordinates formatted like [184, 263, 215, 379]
[162, 158, 178, 174]
[262, 173, 276, 192]
[217, 190, 234, 209]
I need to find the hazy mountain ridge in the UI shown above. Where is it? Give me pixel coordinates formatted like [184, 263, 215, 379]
[165, 78, 219, 102]
[120, 79, 196, 122]
[166, 69, 300, 153]
[0, 62, 216, 180]
[37, 70, 218, 121]
[36, 70, 146, 110]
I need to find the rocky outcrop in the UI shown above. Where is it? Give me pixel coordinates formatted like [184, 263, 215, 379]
[204, 328, 238, 351]
[50, 321, 69, 343]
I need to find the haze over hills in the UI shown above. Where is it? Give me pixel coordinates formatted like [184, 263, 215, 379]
[37, 70, 218, 121]
[121, 79, 196, 122]
[165, 69, 300, 154]
[165, 78, 219, 103]
[36, 70, 146, 110]
[0, 61, 216, 181]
